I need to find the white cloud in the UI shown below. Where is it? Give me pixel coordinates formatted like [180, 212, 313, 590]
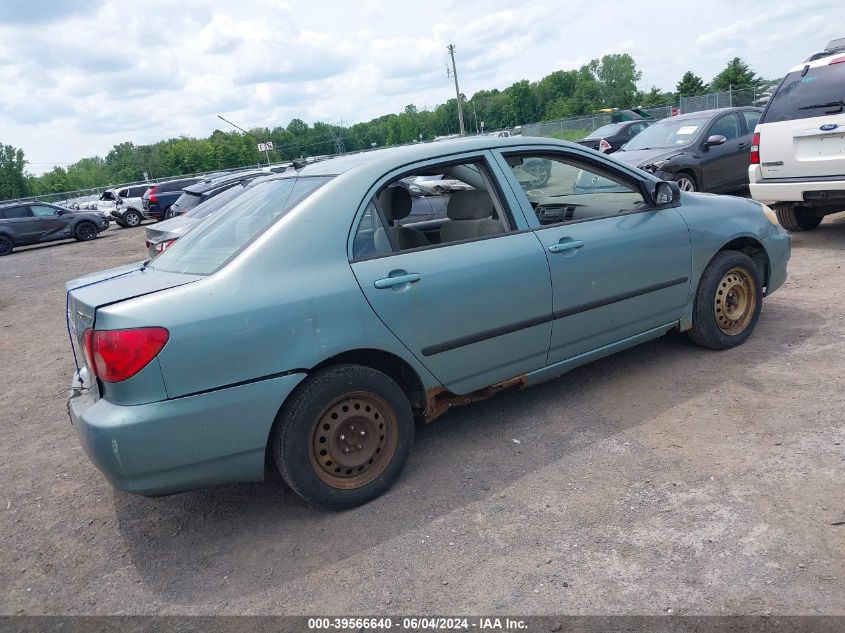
[0, 0, 837, 174]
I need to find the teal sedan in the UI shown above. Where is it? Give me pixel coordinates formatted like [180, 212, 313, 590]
[66, 137, 790, 509]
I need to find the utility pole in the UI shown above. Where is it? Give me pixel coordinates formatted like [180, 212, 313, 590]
[446, 43, 466, 136]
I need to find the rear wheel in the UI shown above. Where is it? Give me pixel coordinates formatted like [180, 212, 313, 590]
[164, 207, 176, 220]
[0, 235, 13, 256]
[774, 205, 823, 232]
[74, 221, 98, 241]
[273, 364, 414, 509]
[688, 251, 763, 350]
[123, 210, 142, 227]
[673, 172, 697, 192]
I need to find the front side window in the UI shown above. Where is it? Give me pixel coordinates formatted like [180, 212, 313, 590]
[709, 113, 741, 140]
[352, 159, 513, 259]
[504, 153, 646, 225]
[152, 176, 331, 275]
[30, 205, 59, 217]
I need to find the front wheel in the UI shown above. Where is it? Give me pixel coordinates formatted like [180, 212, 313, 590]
[775, 205, 822, 232]
[74, 221, 98, 241]
[673, 173, 697, 192]
[273, 364, 414, 509]
[688, 251, 763, 350]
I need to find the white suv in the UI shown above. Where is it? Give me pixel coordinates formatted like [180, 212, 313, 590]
[749, 37, 845, 231]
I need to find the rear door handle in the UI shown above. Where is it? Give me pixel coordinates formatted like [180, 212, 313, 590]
[737, 143, 748, 149]
[548, 240, 584, 253]
[374, 272, 422, 289]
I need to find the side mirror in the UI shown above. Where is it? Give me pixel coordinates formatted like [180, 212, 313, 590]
[704, 134, 727, 147]
[654, 181, 681, 206]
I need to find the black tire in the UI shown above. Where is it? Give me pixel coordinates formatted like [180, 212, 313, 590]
[673, 172, 697, 192]
[123, 210, 142, 227]
[74, 221, 98, 241]
[775, 205, 822, 232]
[688, 251, 763, 350]
[0, 234, 13, 256]
[273, 364, 414, 509]
[164, 207, 176, 220]
[116, 220, 128, 228]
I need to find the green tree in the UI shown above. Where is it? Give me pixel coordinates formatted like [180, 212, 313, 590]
[676, 71, 707, 96]
[587, 54, 642, 109]
[710, 57, 761, 92]
[0, 143, 28, 200]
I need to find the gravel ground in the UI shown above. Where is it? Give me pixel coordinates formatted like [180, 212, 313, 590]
[0, 216, 843, 616]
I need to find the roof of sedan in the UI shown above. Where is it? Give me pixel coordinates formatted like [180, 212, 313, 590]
[295, 136, 572, 177]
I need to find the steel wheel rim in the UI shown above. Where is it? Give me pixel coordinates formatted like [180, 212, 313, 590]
[309, 391, 398, 490]
[676, 177, 695, 192]
[714, 267, 756, 336]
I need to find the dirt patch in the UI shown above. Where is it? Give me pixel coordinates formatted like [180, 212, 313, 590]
[0, 219, 843, 615]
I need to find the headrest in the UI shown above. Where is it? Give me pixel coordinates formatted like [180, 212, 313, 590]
[447, 190, 494, 220]
[378, 186, 412, 221]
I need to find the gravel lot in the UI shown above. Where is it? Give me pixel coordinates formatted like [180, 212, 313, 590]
[1, 216, 843, 616]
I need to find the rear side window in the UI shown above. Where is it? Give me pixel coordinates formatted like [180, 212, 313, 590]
[129, 186, 149, 197]
[151, 176, 331, 275]
[0, 206, 29, 219]
[762, 63, 845, 122]
[742, 111, 761, 132]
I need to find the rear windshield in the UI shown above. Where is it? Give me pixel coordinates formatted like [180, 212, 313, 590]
[172, 191, 201, 211]
[188, 184, 248, 220]
[587, 124, 622, 138]
[151, 176, 332, 275]
[762, 63, 845, 123]
[623, 117, 709, 150]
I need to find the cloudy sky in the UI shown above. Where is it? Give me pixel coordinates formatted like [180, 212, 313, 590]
[0, 0, 840, 174]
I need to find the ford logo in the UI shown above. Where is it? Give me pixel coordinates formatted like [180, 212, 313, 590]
[820, 123, 839, 131]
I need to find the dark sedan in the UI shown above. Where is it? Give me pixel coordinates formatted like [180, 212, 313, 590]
[609, 107, 762, 193]
[577, 120, 651, 153]
[0, 202, 108, 256]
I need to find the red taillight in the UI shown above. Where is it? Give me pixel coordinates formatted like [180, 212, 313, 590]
[82, 327, 169, 383]
[598, 138, 611, 153]
[154, 239, 177, 254]
[148, 186, 158, 204]
[750, 132, 760, 164]
[829, 56, 845, 65]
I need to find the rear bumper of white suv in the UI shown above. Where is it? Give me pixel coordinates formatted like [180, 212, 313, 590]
[749, 165, 845, 204]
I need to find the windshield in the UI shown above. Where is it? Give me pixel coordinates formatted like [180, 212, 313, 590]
[171, 191, 201, 212]
[623, 117, 708, 150]
[762, 63, 845, 122]
[187, 183, 249, 220]
[587, 123, 622, 138]
[151, 176, 331, 275]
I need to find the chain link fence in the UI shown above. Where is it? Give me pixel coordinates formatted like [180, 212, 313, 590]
[522, 89, 764, 140]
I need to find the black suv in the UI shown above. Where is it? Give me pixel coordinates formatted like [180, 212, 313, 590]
[0, 202, 109, 256]
[142, 177, 201, 221]
[168, 170, 267, 217]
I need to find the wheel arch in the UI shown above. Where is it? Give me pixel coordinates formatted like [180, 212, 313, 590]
[264, 347, 428, 469]
[716, 235, 771, 291]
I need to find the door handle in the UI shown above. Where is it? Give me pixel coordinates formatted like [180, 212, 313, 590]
[737, 143, 748, 149]
[374, 272, 422, 289]
[548, 240, 584, 253]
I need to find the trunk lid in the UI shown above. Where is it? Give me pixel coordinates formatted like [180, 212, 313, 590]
[66, 264, 201, 346]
